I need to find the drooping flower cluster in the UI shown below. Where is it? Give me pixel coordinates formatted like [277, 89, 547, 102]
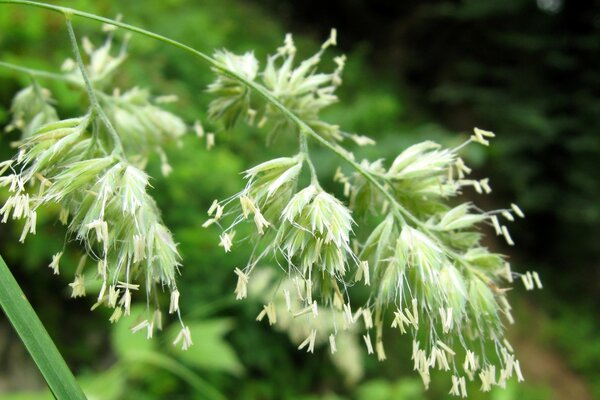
[0, 114, 183, 336]
[1, 18, 542, 392]
[206, 32, 541, 396]
[337, 131, 539, 394]
[208, 154, 359, 320]
[1, 28, 192, 347]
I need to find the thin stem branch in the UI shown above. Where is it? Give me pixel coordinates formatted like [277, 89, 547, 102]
[299, 133, 320, 186]
[0, 60, 78, 84]
[64, 15, 124, 156]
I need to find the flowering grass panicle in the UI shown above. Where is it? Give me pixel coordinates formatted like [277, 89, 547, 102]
[341, 133, 535, 393]
[206, 30, 539, 395]
[1, 27, 192, 343]
[207, 154, 363, 347]
[0, 13, 541, 395]
[1, 113, 183, 333]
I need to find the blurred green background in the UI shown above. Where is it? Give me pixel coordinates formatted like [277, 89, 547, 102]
[0, 0, 599, 399]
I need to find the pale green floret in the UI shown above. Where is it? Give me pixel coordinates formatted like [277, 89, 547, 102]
[387, 141, 454, 180]
[388, 141, 441, 173]
[5, 85, 58, 138]
[120, 165, 150, 215]
[146, 222, 180, 284]
[19, 116, 90, 180]
[244, 156, 301, 177]
[281, 185, 318, 220]
[265, 163, 303, 199]
[438, 264, 468, 324]
[104, 87, 186, 155]
[346, 159, 387, 216]
[276, 187, 354, 277]
[468, 278, 501, 334]
[242, 155, 303, 221]
[44, 157, 117, 203]
[464, 248, 504, 270]
[404, 176, 460, 198]
[399, 226, 444, 286]
[360, 215, 395, 273]
[215, 50, 259, 80]
[207, 50, 259, 129]
[433, 203, 487, 231]
[208, 33, 346, 142]
[64, 34, 128, 86]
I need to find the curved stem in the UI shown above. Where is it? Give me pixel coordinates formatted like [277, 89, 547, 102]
[64, 16, 124, 156]
[0, 0, 420, 227]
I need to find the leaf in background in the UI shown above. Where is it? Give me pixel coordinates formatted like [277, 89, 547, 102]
[357, 378, 425, 400]
[111, 305, 156, 359]
[330, 332, 363, 386]
[168, 318, 243, 376]
[78, 366, 127, 400]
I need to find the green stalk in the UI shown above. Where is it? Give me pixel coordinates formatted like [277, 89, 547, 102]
[63, 16, 125, 156]
[0, 60, 77, 83]
[0, 255, 87, 399]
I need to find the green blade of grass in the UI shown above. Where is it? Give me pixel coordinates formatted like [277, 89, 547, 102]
[0, 255, 86, 400]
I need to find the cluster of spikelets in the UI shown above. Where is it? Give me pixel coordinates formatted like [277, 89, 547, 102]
[0, 19, 544, 395]
[206, 32, 542, 396]
[1, 30, 192, 348]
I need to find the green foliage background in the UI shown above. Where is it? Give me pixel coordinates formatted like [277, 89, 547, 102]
[0, 0, 598, 399]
